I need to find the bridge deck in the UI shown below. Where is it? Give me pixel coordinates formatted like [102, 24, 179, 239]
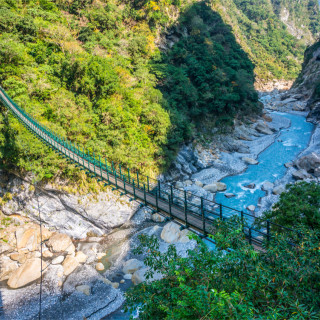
[0, 87, 285, 251]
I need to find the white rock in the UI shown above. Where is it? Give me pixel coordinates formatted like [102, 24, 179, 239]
[247, 205, 256, 212]
[178, 229, 191, 243]
[151, 213, 165, 223]
[47, 233, 75, 254]
[7, 258, 47, 289]
[15, 227, 39, 251]
[96, 252, 106, 259]
[120, 279, 125, 284]
[132, 267, 162, 285]
[52, 256, 65, 265]
[75, 251, 87, 263]
[242, 157, 258, 165]
[112, 282, 119, 289]
[195, 181, 203, 187]
[203, 184, 218, 193]
[0, 256, 18, 281]
[62, 255, 79, 276]
[76, 284, 91, 296]
[160, 222, 181, 243]
[175, 182, 183, 189]
[122, 259, 144, 274]
[272, 185, 286, 195]
[123, 274, 132, 280]
[262, 181, 274, 191]
[95, 262, 105, 271]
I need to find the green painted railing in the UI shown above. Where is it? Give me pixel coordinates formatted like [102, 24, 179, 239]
[0, 86, 296, 249]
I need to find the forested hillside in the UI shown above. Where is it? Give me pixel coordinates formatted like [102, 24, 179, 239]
[0, 0, 319, 183]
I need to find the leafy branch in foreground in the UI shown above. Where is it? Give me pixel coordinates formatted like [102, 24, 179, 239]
[125, 217, 320, 319]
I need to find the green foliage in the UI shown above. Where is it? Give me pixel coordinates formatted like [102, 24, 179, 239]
[260, 182, 320, 230]
[125, 217, 320, 319]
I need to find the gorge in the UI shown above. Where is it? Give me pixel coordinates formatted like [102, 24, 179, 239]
[1, 0, 320, 319]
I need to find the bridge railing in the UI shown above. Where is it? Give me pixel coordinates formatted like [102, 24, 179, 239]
[0, 86, 298, 249]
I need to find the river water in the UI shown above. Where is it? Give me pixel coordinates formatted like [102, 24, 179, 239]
[215, 112, 314, 212]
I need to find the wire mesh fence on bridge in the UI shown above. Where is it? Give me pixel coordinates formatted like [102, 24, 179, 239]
[0, 86, 297, 250]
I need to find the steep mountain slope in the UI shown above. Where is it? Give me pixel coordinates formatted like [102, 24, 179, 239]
[271, 0, 320, 44]
[290, 40, 320, 121]
[0, 0, 319, 184]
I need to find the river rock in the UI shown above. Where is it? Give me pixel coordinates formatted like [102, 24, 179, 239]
[247, 205, 256, 212]
[95, 262, 105, 271]
[15, 227, 39, 251]
[0, 242, 13, 254]
[195, 181, 203, 187]
[295, 153, 320, 173]
[178, 229, 192, 243]
[160, 222, 181, 243]
[225, 193, 235, 198]
[0, 256, 18, 281]
[132, 267, 163, 286]
[112, 282, 119, 289]
[75, 251, 87, 263]
[10, 252, 27, 264]
[76, 284, 91, 296]
[123, 259, 144, 274]
[255, 122, 273, 135]
[242, 157, 258, 165]
[52, 256, 65, 265]
[7, 258, 47, 289]
[175, 182, 184, 189]
[272, 185, 286, 195]
[47, 233, 75, 254]
[262, 181, 274, 191]
[284, 162, 293, 168]
[292, 169, 310, 180]
[151, 213, 165, 223]
[120, 279, 125, 284]
[203, 184, 218, 193]
[63, 256, 80, 276]
[123, 274, 132, 280]
[245, 183, 256, 189]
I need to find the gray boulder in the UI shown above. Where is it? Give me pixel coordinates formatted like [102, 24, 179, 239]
[242, 157, 258, 165]
[262, 181, 274, 191]
[272, 185, 286, 195]
[255, 122, 273, 135]
[292, 169, 311, 180]
[295, 153, 320, 173]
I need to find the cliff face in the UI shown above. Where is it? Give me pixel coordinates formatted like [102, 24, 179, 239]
[271, 0, 320, 45]
[290, 41, 320, 122]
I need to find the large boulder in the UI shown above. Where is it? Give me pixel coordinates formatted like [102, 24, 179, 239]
[203, 184, 218, 193]
[62, 255, 80, 276]
[242, 157, 258, 165]
[47, 233, 75, 254]
[262, 181, 274, 191]
[15, 227, 40, 251]
[292, 169, 311, 180]
[7, 258, 47, 289]
[272, 185, 286, 195]
[255, 122, 273, 135]
[132, 267, 162, 286]
[0, 241, 13, 254]
[122, 259, 144, 274]
[160, 222, 181, 243]
[295, 153, 320, 173]
[160, 222, 193, 244]
[0, 256, 18, 281]
[204, 182, 226, 192]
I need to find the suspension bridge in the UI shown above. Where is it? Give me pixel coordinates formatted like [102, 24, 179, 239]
[0, 86, 293, 250]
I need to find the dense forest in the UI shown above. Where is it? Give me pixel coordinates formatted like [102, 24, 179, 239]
[125, 182, 320, 319]
[0, 0, 319, 183]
